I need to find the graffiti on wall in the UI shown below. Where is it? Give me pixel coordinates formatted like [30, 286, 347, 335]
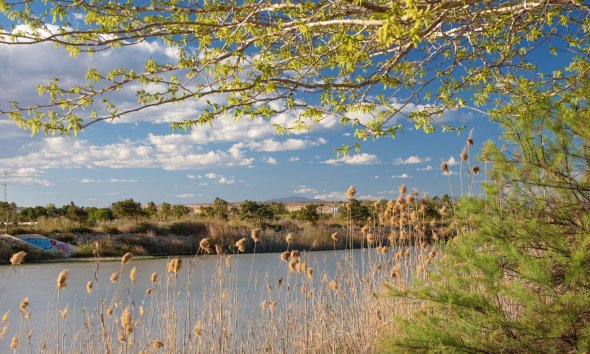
[15, 234, 77, 256]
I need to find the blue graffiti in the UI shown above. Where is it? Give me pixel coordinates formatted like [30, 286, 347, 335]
[22, 238, 72, 253]
[23, 238, 54, 250]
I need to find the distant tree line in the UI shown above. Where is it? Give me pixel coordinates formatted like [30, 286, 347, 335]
[2, 195, 453, 228]
[1, 199, 192, 226]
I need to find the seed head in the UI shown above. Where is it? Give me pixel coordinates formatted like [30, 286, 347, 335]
[121, 252, 133, 265]
[19, 297, 29, 313]
[193, 321, 202, 337]
[2, 310, 9, 323]
[460, 146, 468, 161]
[110, 272, 120, 283]
[466, 128, 474, 146]
[9, 251, 27, 265]
[215, 244, 223, 255]
[251, 228, 261, 242]
[121, 307, 133, 334]
[290, 250, 300, 260]
[331, 232, 339, 241]
[60, 306, 69, 319]
[151, 272, 158, 285]
[235, 238, 248, 252]
[345, 185, 356, 199]
[10, 335, 17, 349]
[129, 267, 137, 283]
[328, 280, 338, 291]
[56, 270, 69, 290]
[440, 161, 449, 174]
[399, 184, 407, 195]
[288, 258, 298, 273]
[279, 251, 290, 262]
[150, 340, 164, 350]
[472, 165, 480, 175]
[167, 258, 182, 274]
[199, 238, 212, 253]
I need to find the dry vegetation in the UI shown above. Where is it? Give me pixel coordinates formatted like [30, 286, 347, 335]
[0, 185, 450, 353]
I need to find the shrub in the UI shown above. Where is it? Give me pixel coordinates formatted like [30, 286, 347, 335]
[388, 99, 590, 352]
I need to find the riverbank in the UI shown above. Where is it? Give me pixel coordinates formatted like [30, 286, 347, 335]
[0, 220, 368, 264]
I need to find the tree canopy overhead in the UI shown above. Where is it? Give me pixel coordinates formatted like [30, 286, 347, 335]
[0, 0, 588, 150]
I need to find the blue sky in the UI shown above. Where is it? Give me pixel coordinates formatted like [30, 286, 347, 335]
[0, 26, 502, 207]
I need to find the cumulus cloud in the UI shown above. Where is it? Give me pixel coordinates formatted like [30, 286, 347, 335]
[294, 186, 317, 194]
[417, 165, 434, 171]
[392, 173, 411, 179]
[394, 156, 432, 165]
[323, 153, 380, 165]
[204, 172, 236, 185]
[263, 157, 278, 165]
[0, 136, 256, 173]
[289, 156, 300, 162]
[218, 177, 235, 184]
[3, 167, 51, 187]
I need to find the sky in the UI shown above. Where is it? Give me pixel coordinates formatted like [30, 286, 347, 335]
[0, 25, 502, 208]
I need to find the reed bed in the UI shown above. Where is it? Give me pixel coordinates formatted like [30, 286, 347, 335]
[0, 186, 452, 353]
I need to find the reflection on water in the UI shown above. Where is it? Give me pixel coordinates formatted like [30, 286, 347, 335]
[0, 250, 361, 332]
[0, 246, 421, 352]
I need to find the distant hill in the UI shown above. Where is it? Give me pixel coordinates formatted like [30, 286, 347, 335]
[266, 196, 323, 203]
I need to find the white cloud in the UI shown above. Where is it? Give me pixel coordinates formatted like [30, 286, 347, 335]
[218, 177, 235, 185]
[392, 173, 411, 179]
[110, 179, 139, 183]
[446, 156, 459, 166]
[2, 167, 51, 187]
[263, 157, 278, 165]
[0, 136, 256, 173]
[176, 194, 194, 198]
[294, 186, 317, 194]
[417, 165, 434, 171]
[233, 138, 327, 152]
[289, 156, 300, 162]
[204, 172, 235, 185]
[312, 192, 346, 201]
[394, 156, 432, 165]
[370, 176, 380, 179]
[81, 178, 102, 183]
[323, 153, 380, 165]
[187, 174, 201, 180]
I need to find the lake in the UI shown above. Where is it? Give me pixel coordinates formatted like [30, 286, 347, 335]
[0, 247, 418, 353]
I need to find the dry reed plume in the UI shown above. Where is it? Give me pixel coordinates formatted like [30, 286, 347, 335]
[9, 251, 26, 265]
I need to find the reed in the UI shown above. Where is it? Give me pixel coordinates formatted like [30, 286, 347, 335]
[0, 184, 456, 353]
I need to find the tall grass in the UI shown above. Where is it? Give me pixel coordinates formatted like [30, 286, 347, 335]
[0, 185, 452, 353]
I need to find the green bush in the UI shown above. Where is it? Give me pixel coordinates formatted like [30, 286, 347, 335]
[387, 99, 590, 352]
